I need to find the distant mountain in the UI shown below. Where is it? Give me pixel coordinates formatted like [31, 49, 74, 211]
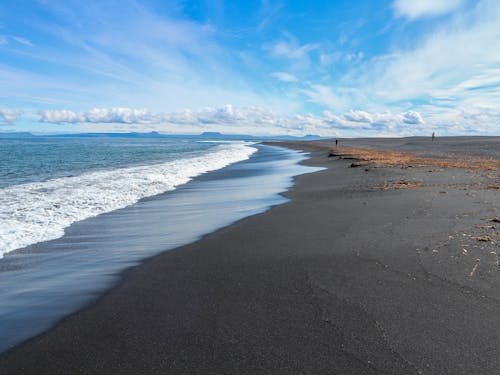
[0, 132, 36, 138]
[197, 132, 323, 141]
[0, 131, 323, 141]
[45, 131, 167, 138]
[200, 132, 223, 137]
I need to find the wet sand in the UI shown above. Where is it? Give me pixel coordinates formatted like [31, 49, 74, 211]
[1, 137, 499, 374]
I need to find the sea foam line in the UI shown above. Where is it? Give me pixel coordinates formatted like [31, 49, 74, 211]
[0, 142, 257, 257]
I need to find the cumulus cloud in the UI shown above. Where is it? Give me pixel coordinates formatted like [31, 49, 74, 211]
[85, 108, 153, 123]
[163, 105, 336, 134]
[402, 110, 424, 124]
[37, 105, 426, 136]
[40, 108, 154, 124]
[393, 0, 466, 20]
[160, 105, 273, 127]
[0, 109, 22, 123]
[324, 110, 424, 132]
[344, 110, 373, 123]
[40, 109, 83, 123]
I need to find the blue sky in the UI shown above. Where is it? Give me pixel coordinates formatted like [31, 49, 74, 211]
[1, 0, 499, 136]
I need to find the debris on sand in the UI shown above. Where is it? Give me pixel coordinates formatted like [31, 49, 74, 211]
[350, 162, 369, 168]
[475, 225, 495, 230]
[469, 259, 480, 277]
[489, 217, 500, 223]
[475, 236, 492, 242]
[381, 180, 424, 190]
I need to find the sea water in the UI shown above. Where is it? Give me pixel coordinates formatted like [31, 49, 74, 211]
[0, 138, 257, 256]
[0, 136, 319, 352]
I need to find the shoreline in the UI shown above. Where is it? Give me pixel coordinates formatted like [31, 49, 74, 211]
[1, 137, 499, 374]
[0, 144, 315, 354]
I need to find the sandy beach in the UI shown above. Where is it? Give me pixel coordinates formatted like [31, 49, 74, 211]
[1, 137, 499, 374]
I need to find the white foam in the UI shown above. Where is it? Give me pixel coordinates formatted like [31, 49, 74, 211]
[0, 142, 257, 257]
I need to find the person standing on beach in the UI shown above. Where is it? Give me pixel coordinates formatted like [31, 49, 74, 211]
[335, 139, 338, 147]
[432, 132, 435, 142]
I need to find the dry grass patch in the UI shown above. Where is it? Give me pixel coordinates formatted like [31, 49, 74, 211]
[329, 147, 500, 171]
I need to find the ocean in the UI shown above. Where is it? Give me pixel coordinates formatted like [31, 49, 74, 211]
[0, 137, 258, 255]
[0, 136, 318, 352]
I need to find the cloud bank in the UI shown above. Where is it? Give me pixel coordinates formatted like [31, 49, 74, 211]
[40, 108, 154, 124]
[36, 105, 429, 136]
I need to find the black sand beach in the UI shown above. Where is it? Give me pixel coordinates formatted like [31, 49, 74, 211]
[1, 137, 499, 374]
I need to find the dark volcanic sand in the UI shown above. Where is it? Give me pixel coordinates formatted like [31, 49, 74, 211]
[1, 137, 499, 374]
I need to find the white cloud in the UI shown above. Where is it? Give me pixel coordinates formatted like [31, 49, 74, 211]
[270, 72, 298, 82]
[265, 34, 318, 70]
[85, 108, 153, 123]
[423, 104, 500, 134]
[402, 110, 424, 124]
[37, 105, 427, 136]
[0, 109, 22, 123]
[345, 51, 364, 62]
[11, 36, 34, 47]
[0, 36, 7, 46]
[393, 0, 466, 20]
[3, 1, 498, 136]
[344, 110, 373, 123]
[300, 84, 350, 111]
[324, 110, 424, 131]
[40, 108, 154, 124]
[39, 109, 83, 123]
[161, 106, 274, 127]
[268, 41, 316, 59]
[0, 1, 296, 113]
[340, 0, 500, 134]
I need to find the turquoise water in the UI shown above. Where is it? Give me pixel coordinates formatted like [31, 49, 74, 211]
[0, 137, 257, 256]
[0, 138, 216, 188]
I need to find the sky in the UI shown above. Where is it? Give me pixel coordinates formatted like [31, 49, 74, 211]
[0, 0, 499, 136]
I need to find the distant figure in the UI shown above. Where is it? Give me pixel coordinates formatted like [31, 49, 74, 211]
[335, 139, 338, 147]
[432, 132, 435, 142]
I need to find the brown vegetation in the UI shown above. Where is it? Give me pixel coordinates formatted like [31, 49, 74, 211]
[329, 147, 500, 171]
